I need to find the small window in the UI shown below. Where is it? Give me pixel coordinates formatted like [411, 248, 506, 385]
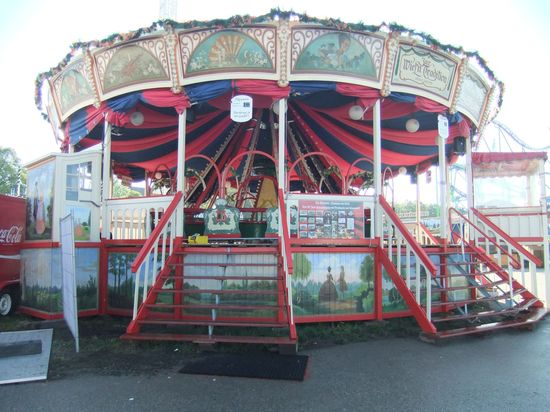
[66, 161, 92, 201]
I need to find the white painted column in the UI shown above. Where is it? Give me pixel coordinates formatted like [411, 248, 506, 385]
[101, 117, 112, 239]
[438, 135, 448, 242]
[539, 161, 550, 306]
[373, 99, 382, 238]
[277, 98, 287, 237]
[176, 109, 187, 238]
[416, 174, 421, 242]
[465, 137, 475, 241]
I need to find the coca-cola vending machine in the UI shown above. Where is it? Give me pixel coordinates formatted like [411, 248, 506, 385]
[0, 194, 25, 316]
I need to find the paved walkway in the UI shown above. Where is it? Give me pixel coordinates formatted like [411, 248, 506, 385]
[2, 318, 549, 412]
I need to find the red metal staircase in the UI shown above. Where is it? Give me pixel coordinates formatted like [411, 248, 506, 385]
[122, 191, 297, 352]
[379, 196, 547, 341]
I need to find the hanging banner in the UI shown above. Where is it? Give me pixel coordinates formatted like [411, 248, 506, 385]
[230, 95, 253, 122]
[60, 213, 79, 353]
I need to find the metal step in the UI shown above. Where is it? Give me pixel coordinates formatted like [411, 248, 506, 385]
[429, 289, 525, 308]
[432, 280, 507, 293]
[431, 307, 547, 339]
[122, 332, 296, 346]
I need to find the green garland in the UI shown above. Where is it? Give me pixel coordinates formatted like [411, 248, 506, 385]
[35, 8, 503, 117]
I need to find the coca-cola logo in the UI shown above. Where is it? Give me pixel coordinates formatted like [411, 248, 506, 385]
[0, 225, 23, 244]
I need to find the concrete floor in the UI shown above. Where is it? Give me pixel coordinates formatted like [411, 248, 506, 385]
[1, 317, 549, 412]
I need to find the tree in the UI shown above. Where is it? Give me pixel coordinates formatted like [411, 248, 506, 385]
[293, 253, 312, 280]
[112, 177, 141, 198]
[0, 147, 25, 195]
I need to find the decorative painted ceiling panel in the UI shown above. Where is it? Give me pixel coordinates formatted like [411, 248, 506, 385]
[50, 58, 96, 121]
[179, 27, 277, 77]
[291, 27, 385, 84]
[93, 36, 172, 97]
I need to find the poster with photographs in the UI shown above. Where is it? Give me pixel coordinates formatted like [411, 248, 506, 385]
[292, 199, 364, 239]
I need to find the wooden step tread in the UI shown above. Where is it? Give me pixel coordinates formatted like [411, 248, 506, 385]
[438, 271, 495, 278]
[137, 319, 288, 328]
[432, 308, 548, 339]
[163, 275, 279, 281]
[171, 262, 278, 268]
[145, 303, 280, 311]
[122, 332, 296, 345]
[177, 247, 278, 254]
[152, 289, 281, 295]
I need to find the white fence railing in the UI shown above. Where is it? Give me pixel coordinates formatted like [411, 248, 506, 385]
[104, 195, 174, 240]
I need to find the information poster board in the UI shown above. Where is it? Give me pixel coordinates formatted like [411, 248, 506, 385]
[287, 195, 373, 239]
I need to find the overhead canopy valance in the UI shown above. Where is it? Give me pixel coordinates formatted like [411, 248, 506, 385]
[472, 152, 548, 178]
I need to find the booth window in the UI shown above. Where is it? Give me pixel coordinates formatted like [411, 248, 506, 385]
[66, 161, 92, 201]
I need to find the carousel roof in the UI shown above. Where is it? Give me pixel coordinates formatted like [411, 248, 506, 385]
[36, 10, 503, 192]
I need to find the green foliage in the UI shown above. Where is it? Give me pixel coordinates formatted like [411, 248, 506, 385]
[359, 255, 374, 285]
[0, 147, 25, 195]
[112, 178, 141, 198]
[293, 253, 312, 280]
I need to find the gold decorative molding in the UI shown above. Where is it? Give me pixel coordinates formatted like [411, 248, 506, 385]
[449, 57, 468, 114]
[380, 33, 399, 97]
[277, 21, 290, 87]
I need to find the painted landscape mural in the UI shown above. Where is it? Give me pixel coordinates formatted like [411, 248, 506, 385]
[21, 248, 99, 313]
[292, 252, 375, 316]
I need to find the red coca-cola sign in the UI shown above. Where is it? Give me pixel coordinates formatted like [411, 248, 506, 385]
[0, 195, 25, 246]
[0, 225, 24, 244]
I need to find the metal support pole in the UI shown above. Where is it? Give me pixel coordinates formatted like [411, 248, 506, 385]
[278, 98, 287, 237]
[373, 100, 382, 238]
[176, 109, 187, 238]
[539, 161, 550, 306]
[465, 137, 474, 241]
[438, 134, 448, 242]
[101, 117, 112, 239]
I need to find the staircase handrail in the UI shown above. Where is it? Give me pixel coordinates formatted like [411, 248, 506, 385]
[448, 207, 521, 270]
[278, 189, 293, 274]
[471, 207, 542, 266]
[131, 191, 183, 273]
[379, 196, 437, 275]
[278, 188, 296, 340]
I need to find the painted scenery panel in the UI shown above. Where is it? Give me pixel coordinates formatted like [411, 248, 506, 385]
[26, 161, 55, 241]
[292, 252, 375, 317]
[21, 248, 98, 313]
[59, 66, 94, 114]
[103, 45, 168, 92]
[188, 31, 272, 73]
[294, 32, 378, 78]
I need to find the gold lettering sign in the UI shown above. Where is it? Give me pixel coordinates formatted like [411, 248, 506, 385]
[393, 45, 457, 99]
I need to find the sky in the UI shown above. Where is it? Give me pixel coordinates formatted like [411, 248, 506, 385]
[0, 0, 549, 165]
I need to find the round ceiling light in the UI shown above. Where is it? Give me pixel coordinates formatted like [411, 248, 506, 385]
[348, 105, 366, 121]
[130, 111, 145, 126]
[405, 118, 420, 133]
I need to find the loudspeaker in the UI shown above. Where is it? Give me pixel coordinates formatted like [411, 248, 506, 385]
[453, 136, 466, 155]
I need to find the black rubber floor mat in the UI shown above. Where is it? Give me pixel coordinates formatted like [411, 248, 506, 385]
[180, 352, 309, 381]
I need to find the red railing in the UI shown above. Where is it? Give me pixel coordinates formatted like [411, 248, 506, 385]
[379, 195, 437, 275]
[130, 191, 183, 319]
[448, 207, 521, 270]
[471, 207, 542, 266]
[131, 191, 183, 273]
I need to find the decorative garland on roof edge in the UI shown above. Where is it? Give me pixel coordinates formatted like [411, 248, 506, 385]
[34, 8, 503, 118]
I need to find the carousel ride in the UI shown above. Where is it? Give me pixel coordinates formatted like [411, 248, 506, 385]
[25, 10, 547, 348]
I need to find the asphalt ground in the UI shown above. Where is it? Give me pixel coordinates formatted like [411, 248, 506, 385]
[1, 317, 549, 412]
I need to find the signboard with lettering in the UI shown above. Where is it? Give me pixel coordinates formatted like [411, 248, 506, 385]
[393, 44, 457, 101]
[0, 195, 26, 293]
[230, 95, 253, 122]
[287, 195, 374, 240]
